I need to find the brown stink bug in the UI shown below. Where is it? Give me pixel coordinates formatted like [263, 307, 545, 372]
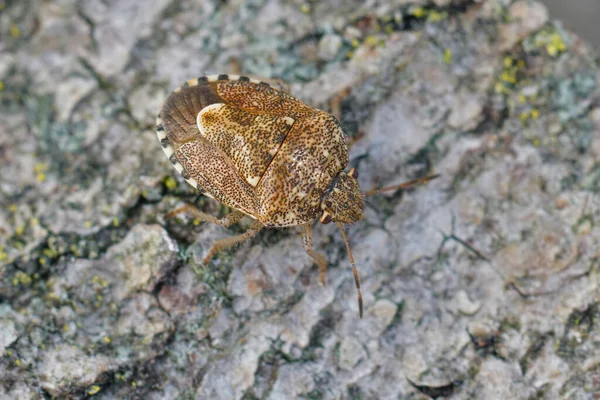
[157, 74, 437, 317]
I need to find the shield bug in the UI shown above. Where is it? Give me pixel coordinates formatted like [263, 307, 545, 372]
[157, 74, 437, 317]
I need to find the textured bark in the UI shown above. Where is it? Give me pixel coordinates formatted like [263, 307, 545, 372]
[1, 0, 599, 399]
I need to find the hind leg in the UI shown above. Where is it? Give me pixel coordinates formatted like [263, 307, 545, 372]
[166, 205, 257, 263]
[166, 204, 244, 227]
[202, 219, 263, 264]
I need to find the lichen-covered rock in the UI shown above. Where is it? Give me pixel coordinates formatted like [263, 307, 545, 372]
[2, 0, 600, 398]
[39, 348, 112, 396]
[0, 319, 18, 357]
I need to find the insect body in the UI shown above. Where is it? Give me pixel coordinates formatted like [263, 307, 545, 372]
[157, 74, 433, 317]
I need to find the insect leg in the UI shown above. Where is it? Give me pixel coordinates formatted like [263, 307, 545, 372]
[202, 219, 263, 264]
[301, 224, 328, 286]
[362, 174, 440, 196]
[166, 204, 244, 227]
[327, 87, 351, 121]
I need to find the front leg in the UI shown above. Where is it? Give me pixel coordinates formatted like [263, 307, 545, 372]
[301, 223, 328, 285]
[202, 219, 263, 264]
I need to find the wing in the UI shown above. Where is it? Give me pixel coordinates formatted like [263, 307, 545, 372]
[157, 74, 315, 202]
[172, 137, 259, 216]
[215, 78, 311, 117]
[255, 111, 349, 227]
[197, 103, 295, 187]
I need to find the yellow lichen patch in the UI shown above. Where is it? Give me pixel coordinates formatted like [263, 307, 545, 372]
[364, 35, 378, 47]
[519, 112, 529, 122]
[516, 108, 541, 125]
[427, 10, 447, 22]
[92, 275, 109, 288]
[494, 82, 509, 94]
[164, 176, 177, 190]
[103, 336, 111, 344]
[500, 70, 517, 84]
[12, 271, 32, 286]
[546, 33, 567, 57]
[88, 385, 101, 395]
[494, 54, 527, 94]
[9, 24, 20, 38]
[34, 163, 48, 182]
[9, 204, 17, 213]
[15, 225, 24, 236]
[46, 292, 60, 302]
[70, 244, 80, 255]
[34, 163, 47, 173]
[443, 49, 453, 64]
[412, 7, 427, 18]
[532, 28, 568, 57]
[300, 3, 310, 13]
[0, 251, 7, 261]
[530, 109, 540, 119]
[112, 217, 120, 227]
[0, 81, 3, 91]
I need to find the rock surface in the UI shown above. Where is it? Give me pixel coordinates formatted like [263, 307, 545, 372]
[1, 0, 600, 398]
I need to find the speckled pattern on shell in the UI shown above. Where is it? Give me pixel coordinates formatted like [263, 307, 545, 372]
[255, 112, 347, 226]
[157, 75, 349, 227]
[198, 103, 294, 187]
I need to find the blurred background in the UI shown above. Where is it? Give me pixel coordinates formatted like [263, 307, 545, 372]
[543, 0, 600, 49]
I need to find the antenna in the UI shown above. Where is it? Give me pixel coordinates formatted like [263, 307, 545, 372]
[337, 222, 363, 318]
[362, 174, 440, 196]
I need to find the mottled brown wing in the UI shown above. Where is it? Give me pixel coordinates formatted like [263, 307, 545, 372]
[158, 77, 223, 147]
[197, 103, 295, 187]
[173, 137, 259, 217]
[157, 74, 303, 164]
[215, 79, 313, 118]
[157, 75, 316, 204]
[255, 111, 349, 227]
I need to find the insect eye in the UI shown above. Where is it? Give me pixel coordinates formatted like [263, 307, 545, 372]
[348, 168, 358, 179]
